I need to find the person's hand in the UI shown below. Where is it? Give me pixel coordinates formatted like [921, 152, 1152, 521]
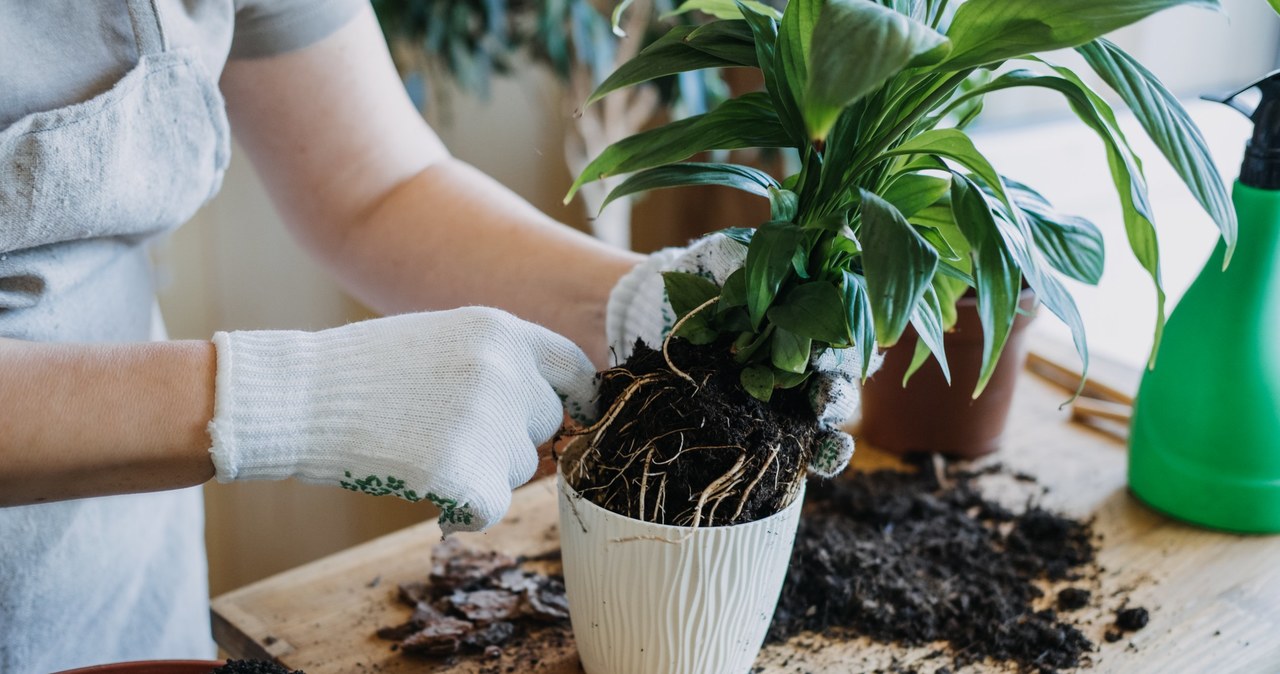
[206, 307, 596, 534]
[605, 233, 882, 477]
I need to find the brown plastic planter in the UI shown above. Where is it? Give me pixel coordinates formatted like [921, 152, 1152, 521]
[859, 289, 1038, 459]
[53, 661, 224, 674]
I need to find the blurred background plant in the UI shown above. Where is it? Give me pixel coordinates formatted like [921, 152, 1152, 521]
[372, 0, 740, 247]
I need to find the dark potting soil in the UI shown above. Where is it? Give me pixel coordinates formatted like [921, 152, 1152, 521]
[768, 456, 1112, 673]
[567, 339, 818, 527]
[211, 660, 303, 674]
[377, 538, 570, 665]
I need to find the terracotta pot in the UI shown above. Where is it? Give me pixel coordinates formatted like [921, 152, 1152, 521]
[53, 661, 224, 674]
[859, 289, 1038, 459]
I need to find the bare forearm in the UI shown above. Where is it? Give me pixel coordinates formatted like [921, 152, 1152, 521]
[318, 159, 640, 365]
[0, 338, 216, 505]
[221, 8, 641, 367]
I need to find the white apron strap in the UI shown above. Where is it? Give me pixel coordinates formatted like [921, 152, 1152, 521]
[125, 0, 167, 56]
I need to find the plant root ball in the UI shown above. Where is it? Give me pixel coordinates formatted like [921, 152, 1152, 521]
[564, 340, 819, 527]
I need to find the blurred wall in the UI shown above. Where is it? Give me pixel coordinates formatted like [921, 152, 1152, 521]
[157, 4, 1279, 597]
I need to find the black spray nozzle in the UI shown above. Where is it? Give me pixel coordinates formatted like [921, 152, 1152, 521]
[1204, 70, 1280, 189]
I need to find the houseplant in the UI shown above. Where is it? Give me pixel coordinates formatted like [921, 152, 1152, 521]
[558, 0, 1235, 670]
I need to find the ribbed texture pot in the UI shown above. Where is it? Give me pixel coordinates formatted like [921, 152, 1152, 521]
[557, 471, 803, 674]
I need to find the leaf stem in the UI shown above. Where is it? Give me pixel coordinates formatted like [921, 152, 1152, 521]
[848, 70, 972, 184]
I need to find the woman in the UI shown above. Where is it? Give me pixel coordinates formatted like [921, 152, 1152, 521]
[0, 2, 861, 670]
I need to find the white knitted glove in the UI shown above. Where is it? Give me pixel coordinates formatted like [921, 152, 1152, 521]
[606, 233, 883, 477]
[207, 307, 597, 534]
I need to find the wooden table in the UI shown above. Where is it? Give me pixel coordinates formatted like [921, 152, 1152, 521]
[212, 359, 1280, 673]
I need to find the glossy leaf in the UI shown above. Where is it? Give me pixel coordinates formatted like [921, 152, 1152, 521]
[721, 227, 756, 245]
[950, 173, 1021, 396]
[804, 0, 948, 139]
[859, 189, 940, 347]
[769, 187, 800, 221]
[1077, 38, 1236, 262]
[662, 272, 722, 344]
[942, 0, 1221, 70]
[664, 0, 782, 21]
[882, 173, 951, 218]
[767, 281, 851, 344]
[1006, 180, 1105, 285]
[662, 271, 721, 317]
[741, 364, 775, 401]
[907, 282, 951, 384]
[745, 221, 804, 327]
[841, 271, 877, 380]
[586, 23, 756, 107]
[738, 1, 807, 146]
[771, 326, 813, 373]
[565, 93, 791, 203]
[718, 267, 749, 310]
[602, 162, 779, 211]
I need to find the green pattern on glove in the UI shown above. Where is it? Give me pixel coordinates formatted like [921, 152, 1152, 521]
[340, 471, 475, 526]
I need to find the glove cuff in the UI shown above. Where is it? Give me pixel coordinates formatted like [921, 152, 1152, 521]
[208, 327, 372, 483]
[605, 247, 681, 362]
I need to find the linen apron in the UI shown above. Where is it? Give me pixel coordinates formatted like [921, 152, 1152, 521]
[0, 0, 230, 670]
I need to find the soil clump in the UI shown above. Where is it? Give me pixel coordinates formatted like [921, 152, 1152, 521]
[564, 339, 818, 526]
[768, 456, 1104, 672]
[377, 539, 570, 663]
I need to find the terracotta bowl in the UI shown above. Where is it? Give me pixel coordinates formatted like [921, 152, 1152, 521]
[53, 660, 225, 674]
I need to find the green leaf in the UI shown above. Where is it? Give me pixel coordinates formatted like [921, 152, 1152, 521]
[777, 0, 820, 108]
[738, 1, 807, 146]
[664, 0, 782, 21]
[883, 173, 951, 218]
[720, 227, 756, 245]
[1006, 180, 1105, 285]
[566, 93, 791, 203]
[662, 271, 721, 317]
[745, 221, 804, 327]
[804, 0, 949, 140]
[769, 187, 800, 221]
[950, 173, 1021, 397]
[1077, 38, 1236, 263]
[772, 368, 813, 389]
[1271, 0, 1280, 13]
[586, 23, 756, 107]
[902, 336, 934, 386]
[883, 128, 1004, 198]
[741, 364, 775, 401]
[841, 271, 877, 381]
[718, 267, 749, 310]
[767, 281, 851, 344]
[908, 282, 951, 384]
[859, 189, 940, 347]
[602, 163, 779, 212]
[942, 0, 1221, 70]
[915, 225, 962, 261]
[662, 271, 722, 344]
[770, 326, 813, 373]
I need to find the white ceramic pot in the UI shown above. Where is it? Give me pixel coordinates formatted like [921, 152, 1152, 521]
[557, 468, 804, 674]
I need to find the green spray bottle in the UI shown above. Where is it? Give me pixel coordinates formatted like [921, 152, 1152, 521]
[1129, 71, 1280, 533]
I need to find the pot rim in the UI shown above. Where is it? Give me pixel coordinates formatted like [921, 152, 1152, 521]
[556, 464, 805, 537]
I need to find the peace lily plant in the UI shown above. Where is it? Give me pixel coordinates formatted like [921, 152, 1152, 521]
[568, 0, 1237, 401]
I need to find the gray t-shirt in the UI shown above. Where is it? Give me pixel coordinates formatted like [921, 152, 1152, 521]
[0, 0, 366, 128]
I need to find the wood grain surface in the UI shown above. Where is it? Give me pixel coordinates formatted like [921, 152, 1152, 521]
[212, 361, 1280, 673]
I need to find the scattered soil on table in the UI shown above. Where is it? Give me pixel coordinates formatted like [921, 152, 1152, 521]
[767, 455, 1137, 673]
[1115, 607, 1149, 632]
[377, 538, 571, 668]
[211, 661, 303, 674]
[562, 339, 818, 527]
